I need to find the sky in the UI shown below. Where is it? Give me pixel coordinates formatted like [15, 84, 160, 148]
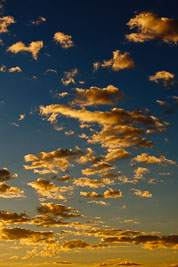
[0, 0, 178, 266]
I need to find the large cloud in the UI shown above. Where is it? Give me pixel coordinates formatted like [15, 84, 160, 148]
[126, 12, 178, 44]
[7, 41, 43, 60]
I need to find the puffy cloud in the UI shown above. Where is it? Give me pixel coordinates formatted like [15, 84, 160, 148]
[64, 130, 75, 136]
[54, 32, 74, 49]
[8, 66, 22, 72]
[0, 16, 15, 33]
[18, 114, 25, 121]
[133, 167, 149, 181]
[51, 175, 74, 183]
[80, 188, 122, 199]
[28, 178, 74, 200]
[31, 215, 69, 228]
[73, 177, 114, 188]
[72, 85, 123, 106]
[149, 71, 175, 86]
[61, 68, 78, 86]
[132, 153, 176, 165]
[31, 16, 46, 25]
[36, 202, 80, 218]
[82, 161, 115, 176]
[0, 182, 25, 198]
[96, 50, 134, 71]
[23, 147, 86, 174]
[0, 168, 18, 182]
[102, 233, 178, 250]
[126, 12, 178, 44]
[130, 188, 152, 198]
[105, 148, 131, 162]
[0, 64, 6, 72]
[7, 41, 43, 60]
[0, 210, 29, 225]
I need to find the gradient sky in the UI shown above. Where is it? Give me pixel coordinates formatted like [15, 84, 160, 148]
[0, 0, 178, 266]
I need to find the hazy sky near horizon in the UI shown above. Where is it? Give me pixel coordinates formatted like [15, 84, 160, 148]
[0, 0, 178, 266]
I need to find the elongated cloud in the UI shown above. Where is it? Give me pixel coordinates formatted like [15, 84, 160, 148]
[0, 210, 29, 224]
[74, 177, 113, 188]
[105, 148, 131, 162]
[94, 50, 134, 72]
[132, 153, 176, 165]
[0, 16, 15, 33]
[80, 188, 122, 198]
[72, 85, 123, 106]
[7, 41, 43, 60]
[126, 12, 178, 44]
[54, 32, 74, 48]
[149, 71, 175, 86]
[61, 239, 105, 250]
[8, 66, 22, 72]
[130, 188, 152, 198]
[31, 16, 46, 25]
[0, 182, 25, 198]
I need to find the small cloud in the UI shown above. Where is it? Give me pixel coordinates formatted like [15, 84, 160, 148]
[61, 68, 78, 86]
[58, 92, 69, 98]
[132, 153, 176, 165]
[96, 50, 134, 72]
[81, 188, 122, 199]
[130, 188, 152, 198]
[9, 122, 20, 127]
[64, 130, 75, 136]
[0, 64, 6, 72]
[45, 69, 58, 74]
[7, 41, 43, 60]
[88, 200, 110, 206]
[18, 114, 25, 121]
[53, 32, 74, 49]
[149, 71, 175, 86]
[0, 168, 18, 182]
[30, 16, 46, 26]
[0, 182, 25, 198]
[8, 66, 22, 72]
[0, 16, 15, 33]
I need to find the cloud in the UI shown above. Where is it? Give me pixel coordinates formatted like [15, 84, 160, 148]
[36, 202, 81, 218]
[72, 85, 123, 106]
[96, 50, 134, 72]
[88, 200, 110, 206]
[130, 188, 152, 198]
[149, 71, 175, 86]
[105, 148, 131, 162]
[132, 153, 176, 165]
[61, 68, 78, 86]
[126, 12, 178, 44]
[64, 130, 75, 136]
[61, 239, 105, 250]
[80, 188, 122, 199]
[54, 32, 74, 49]
[73, 177, 114, 188]
[31, 16, 46, 25]
[27, 178, 72, 200]
[23, 147, 86, 174]
[102, 233, 178, 250]
[82, 161, 115, 176]
[0, 168, 18, 182]
[18, 114, 25, 121]
[94, 259, 142, 266]
[8, 66, 22, 72]
[0, 16, 15, 33]
[55, 262, 72, 265]
[0, 64, 6, 72]
[45, 69, 58, 74]
[7, 41, 43, 60]
[0, 182, 25, 198]
[51, 175, 74, 183]
[0, 210, 29, 225]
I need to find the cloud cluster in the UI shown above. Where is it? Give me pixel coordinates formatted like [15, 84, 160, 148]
[126, 12, 178, 44]
[73, 177, 114, 188]
[0, 210, 29, 225]
[54, 32, 74, 48]
[72, 85, 123, 106]
[80, 188, 122, 199]
[94, 50, 134, 72]
[7, 41, 43, 60]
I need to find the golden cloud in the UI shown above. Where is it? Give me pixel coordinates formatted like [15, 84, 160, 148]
[0, 168, 18, 182]
[0, 182, 25, 198]
[8, 66, 22, 72]
[0, 16, 15, 33]
[61, 239, 105, 250]
[130, 188, 152, 198]
[126, 12, 178, 44]
[73, 177, 114, 188]
[61, 68, 78, 86]
[132, 153, 176, 165]
[72, 85, 123, 106]
[54, 32, 74, 48]
[149, 71, 175, 86]
[80, 188, 122, 199]
[105, 148, 131, 162]
[7, 41, 43, 60]
[31, 16, 46, 25]
[0, 210, 29, 225]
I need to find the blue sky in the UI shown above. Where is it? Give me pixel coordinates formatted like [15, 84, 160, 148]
[0, 0, 178, 266]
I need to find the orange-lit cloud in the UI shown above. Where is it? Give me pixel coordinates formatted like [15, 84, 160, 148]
[0, 168, 18, 182]
[31, 16, 46, 25]
[0, 16, 15, 33]
[149, 71, 175, 86]
[132, 153, 176, 165]
[54, 32, 74, 48]
[126, 12, 178, 44]
[130, 188, 152, 198]
[7, 41, 43, 60]
[0, 182, 25, 198]
[80, 188, 122, 198]
[61, 68, 78, 86]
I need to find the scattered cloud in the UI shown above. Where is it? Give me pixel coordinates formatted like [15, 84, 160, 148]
[132, 153, 176, 165]
[61, 68, 78, 86]
[18, 114, 25, 121]
[73, 177, 114, 188]
[149, 71, 175, 86]
[88, 200, 110, 206]
[80, 188, 122, 198]
[61, 239, 105, 250]
[126, 12, 178, 44]
[95, 50, 134, 72]
[31, 16, 46, 25]
[0, 210, 29, 225]
[130, 188, 152, 198]
[0, 16, 15, 33]
[0, 182, 25, 198]
[8, 66, 22, 72]
[72, 85, 123, 106]
[7, 41, 43, 60]
[54, 32, 74, 49]
[0, 168, 18, 182]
